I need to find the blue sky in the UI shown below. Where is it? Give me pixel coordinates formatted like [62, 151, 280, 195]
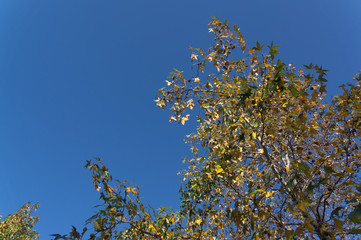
[0, 0, 360, 238]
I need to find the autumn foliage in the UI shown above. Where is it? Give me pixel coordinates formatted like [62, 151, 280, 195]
[0, 202, 39, 239]
[154, 18, 361, 239]
[58, 18, 361, 240]
[5, 18, 361, 240]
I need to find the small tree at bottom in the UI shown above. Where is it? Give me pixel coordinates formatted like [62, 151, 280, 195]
[0, 202, 39, 240]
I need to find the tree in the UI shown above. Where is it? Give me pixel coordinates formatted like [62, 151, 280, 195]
[0, 202, 39, 239]
[56, 18, 361, 239]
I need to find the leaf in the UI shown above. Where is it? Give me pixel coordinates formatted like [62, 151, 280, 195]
[330, 207, 343, 218]
[348, 204, 361, 224]
[181, 114, 190, 125]
[298, 201, 307, 212]
[238, 133, 245, 141]
[149, 224, 157, 231]
[285, 229, 294, 240]
[356, 185, 361, 193]
[265, 191, 275, 198]
[195, 219, 203, 225]
[304, 218, 314, 233]
[349, 228, 361, 234]
[345, 166, 355, 174]
[249, 122, 259, 127]
[297, 162, 310, 175]
[251, 132, 257, 139]
[318, 177, 328, 185]
[306, 183, 316, 194]
[333, 218, 343, 232]
[319, 84, 326, 93]
[155, 98, 166, 108]
[50, 234, 68, 240]
[294, 226, 304, 235]
[288, 84, 300, 97]
[215, 164, 224, 174]
[324, 165, 335, 173]
[93, 220, 101, 230]
[254, 41, 264, 51]
[191, 53, 198, 60]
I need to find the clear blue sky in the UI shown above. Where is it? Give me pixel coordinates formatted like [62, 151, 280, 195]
[0, 0, 360, 238]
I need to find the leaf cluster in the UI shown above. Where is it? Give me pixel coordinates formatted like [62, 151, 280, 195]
[0, 202, 40, 240]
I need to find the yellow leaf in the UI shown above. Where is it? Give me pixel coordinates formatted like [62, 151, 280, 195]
[181, 114, 190, 125]
[195, 219, 203, 225]
[345, 166, 355, 174]
[191, 53, 198, 60]
[93, 220, 101, 230]
[126, 187, 137, 194]
[298, 200, 310, 212]
[266, 191, 275, 198]
[149, 224, 156, 231]
[186, 99, 194, 109]
[215, 164, 224, 174]
[155, 98, 165, 108]
[169, 115, 177, 123]
[264, 63, 272, 68]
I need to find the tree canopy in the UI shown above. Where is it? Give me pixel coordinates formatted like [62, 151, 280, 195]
[60, 18, 361, 240]
[0, 202, 39, 239]
[5, 18, 361, 240]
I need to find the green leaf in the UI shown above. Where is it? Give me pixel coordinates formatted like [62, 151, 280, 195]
[303, 63, 314, 70]
[288, 84, 300, 97]
[324, 165, 335, 173]
[249, 122, 259, 127]
[251, 132, 257, 139]
[348, 204, 361, 224]
[307, 177, 328, 195]
[349, 228, 361, 234]
[306, 183, 316, 194]
[254, 41, 264, 51]
[297, 162, 310, 175]
[318, 177, 328, 185]
[268, 41, 280, 59]
[331, 207, 343, 218]
[334, 218, 344, 231]
[50, 234, 69, 240]
[238, 133, 245, 141]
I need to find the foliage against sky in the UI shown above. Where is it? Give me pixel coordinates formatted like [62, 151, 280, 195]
[0, 202, 39, 239]
[50, 18, 361, 240]
[1, 1, 361, 239]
